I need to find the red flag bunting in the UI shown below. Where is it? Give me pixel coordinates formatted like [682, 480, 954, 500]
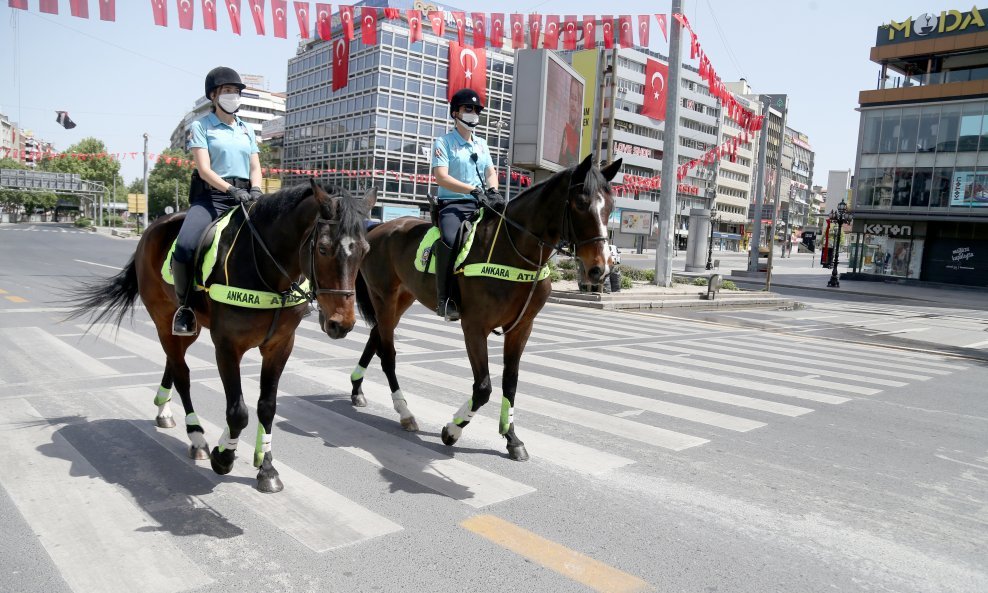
[563, 15, 577, 50]
[655, 14, 667, 43]
[9, 1, 28, 10]
[383, 7, 398, 19]
[471, 12, 486, 49]
[272, 0, 287, 38]
[601, 15, 613, 49]
[315, 3, 331, 40]
[332, 35, 349, 91]
[447, 41, 486, 105]
[40, 0, 57, 14]
[618, 15, 633, 48]
[543, 15, 558, 49]
[637, 14, 649, 46]
[177, 0, 194, 29]
[452, 11, 465, 45]
[582, 15, 595, 50]
[70, 0, 89, 18]
[248, 0, 264, 34]
[641, 58, 669, 121]
[528, 13, 541, 49]
[407, 9, 422, 42]
[490, 13, 504, 48]
[293, 1, 308, 38]
[361, 6, 376, 45]
[509, 13, 524, 49]
[226, 0, 241, 34]
[428, 11, 444, 37]
[202, 0, 217, 29]
[339, 4, 353, 40]
[150, 0, 166, 25]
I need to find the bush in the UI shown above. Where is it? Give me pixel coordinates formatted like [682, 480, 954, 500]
[618, 266, 655, 282]
[555, 257, 577, 270]
[721, 280, 737, 290]
[692, 277, 709, 286]
[620, 274, 633, 289]
[103, 215, 126, 227]
[672, 275, 692, 284]
[561, 269, 578, 281]
[74, 217, 93, 228]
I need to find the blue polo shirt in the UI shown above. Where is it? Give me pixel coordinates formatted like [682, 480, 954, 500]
[188, 112, 258, 180]
[431, 130, 494, 201]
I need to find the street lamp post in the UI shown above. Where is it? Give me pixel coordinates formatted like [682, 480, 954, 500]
[827, 199, 852, 288]
[706, 206, 719, 270]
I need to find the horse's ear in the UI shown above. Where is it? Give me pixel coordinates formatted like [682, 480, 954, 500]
[601, 159, 623, 182]
[310, 178, 339, 217]
[309, 178, 325, 200]
[361, 187, 378, 212]
[572, 154, 593, 181]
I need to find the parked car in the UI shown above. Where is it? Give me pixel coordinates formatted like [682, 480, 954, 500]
[607, 244, 621, 265]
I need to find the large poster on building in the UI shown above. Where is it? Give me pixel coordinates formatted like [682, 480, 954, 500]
[620, 210, 653, 235]
[950, 171, 988, 206]
[571, 50, 598, 161]
[541, 58, 584, 169]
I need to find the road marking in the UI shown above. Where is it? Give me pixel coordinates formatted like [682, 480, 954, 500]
[75, 259, 123, 270]
[0, 327, 118, 384]
[963, 339, 988, 348]
[0, 397, 214, 593]
[864, 327, 931, 337]
[461, 514, 649, 593]
[287, 364, 635, 475]
[82, 323, 213, 369]
[4, 295, 28, 302]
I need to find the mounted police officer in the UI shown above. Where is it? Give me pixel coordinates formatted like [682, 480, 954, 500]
[430, 88, 505, 321]
[171, 66, 262, 336]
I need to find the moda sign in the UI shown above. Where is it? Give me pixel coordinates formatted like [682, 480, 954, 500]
[878, 7, 987, 45]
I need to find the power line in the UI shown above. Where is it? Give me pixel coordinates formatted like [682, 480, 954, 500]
[703, 0, 745, 79]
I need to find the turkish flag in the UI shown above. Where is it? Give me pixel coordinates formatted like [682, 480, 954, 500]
[339, 5, 353, 40]
[248, 0, 264, 35]
[361, 6, 376, 45]
[601, 15, 613, 49]
[471, 13, 485, 48]
[637, 14, 650, 46]
[293, 2, 308, 38]
[39, 0, 57, 14]
[509, 14, 524, 49]
[315, 3, 331, 40]
[543, 15, 559, 50]
[332, 35, 349, 91]
[427, 11, 444, 36]
[226, 0, 241, 34]
[382, 7, 397, 19]
[452, 12, 465, 45]
[272, 0, 287, 38]
[563, 15, 577, 50]
[98, 0, 115, 20]
[655, 14, 668, 43]
[177, 0, 194, 29]
[150, 0, 166, 25]
[8, 1, 28, 10]
[582, 16, 595, 50]
[489, 13, 504, 48]
[528, 14, 541, 49]
[618, 15, 633, 47]
[447, 41, 486, 105]
[642, 58, 668, 121]
[202, 0, 216, 29]
[407, 10, 422, 42]
[70, 0, 89, 18]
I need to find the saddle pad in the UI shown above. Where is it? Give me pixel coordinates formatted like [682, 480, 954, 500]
[161, 208, 237, 287]
[414, 209, 484, 274]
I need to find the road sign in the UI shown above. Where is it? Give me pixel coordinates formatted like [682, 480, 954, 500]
[127, 193, 147, 214]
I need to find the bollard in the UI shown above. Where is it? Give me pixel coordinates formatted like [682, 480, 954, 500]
[704, 274, 722, 300]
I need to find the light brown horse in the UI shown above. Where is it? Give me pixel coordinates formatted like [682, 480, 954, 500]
[350, 156, 621, 460]
[68, 181, 375, 491]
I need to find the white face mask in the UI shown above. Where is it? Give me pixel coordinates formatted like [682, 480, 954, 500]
[217, 93, 241, 114]
[456, 112, 480, 128]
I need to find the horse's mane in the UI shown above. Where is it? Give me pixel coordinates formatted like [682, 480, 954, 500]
[510, 161, 611, 203]
[251, 182, 366, 240]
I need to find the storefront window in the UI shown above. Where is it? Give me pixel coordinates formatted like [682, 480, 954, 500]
[892, 167, 913, 206]
[862, 111, 882, 154]
[917, 106, 939, 152]
[949, 166, 982, 207]
[911, 168, 932, 207]
[937, 106, 960, 151]
[858, 234, 923, 279]
[874, 167, 894, 207]
[899, 108, 920, 152]
[958, 102, 984, 151]
[879, 109, 901, 153]
[931, 167, 952, 207]
[856, 168, 880, 207]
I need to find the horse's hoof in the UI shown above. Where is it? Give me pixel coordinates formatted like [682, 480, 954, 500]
[189, 445, 210, 461]
[507, 444, 530, 462]
[256, 474, 284, 493]
[351, 393, 367, 407]
[441, 425, 459, 446]
[209, 447, 235, 475]
[400, 416, 419, 432]
[156, 415, 176, 429]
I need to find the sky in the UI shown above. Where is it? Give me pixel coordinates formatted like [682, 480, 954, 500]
[0, 1, 940, 187]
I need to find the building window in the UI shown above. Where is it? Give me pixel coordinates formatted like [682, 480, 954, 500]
[917, 106, 939, 152]
[958, 102, 984, 151]
[911, 167, 932, 207]
[879, 109, 901, 153]
[937, 105, 960, 151]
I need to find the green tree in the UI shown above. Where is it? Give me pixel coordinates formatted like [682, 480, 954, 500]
[0, 157, 27, 170]
[23, 191, 58, 216]
[258, 142, 279, 171]
[147, 147, 194, 217]
[39, 137, 124, 214]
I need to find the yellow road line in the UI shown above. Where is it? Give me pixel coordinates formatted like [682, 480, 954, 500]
[5, 296, 28, 303]
[0, 288, 7, 294]
[460, 514, 649, 593]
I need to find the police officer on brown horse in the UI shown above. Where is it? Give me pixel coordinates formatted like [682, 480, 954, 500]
[171, 66, 263, 335]
[430, 88, 505, 321]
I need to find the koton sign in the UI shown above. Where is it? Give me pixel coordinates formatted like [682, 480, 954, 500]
[864, 223, 912, 236]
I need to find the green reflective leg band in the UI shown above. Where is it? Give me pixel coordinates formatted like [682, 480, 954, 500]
[254, 424, 271, 468]
[217, 425, 237, 453]
[185, 412, 200, 427]
[350, 364, 367, 382]
[453, 398, 473, 426]
[499, 397, 512, 435]
[153, 385, 171, 406]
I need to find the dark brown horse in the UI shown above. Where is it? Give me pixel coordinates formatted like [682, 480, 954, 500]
[68, 181, 375, 492]
[350, 155, 621, 460]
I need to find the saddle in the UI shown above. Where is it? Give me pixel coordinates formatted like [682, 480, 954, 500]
[161, 207, 237, 289]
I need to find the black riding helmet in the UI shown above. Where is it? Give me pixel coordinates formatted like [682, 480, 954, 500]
[204, 66, 246, 99]
[449, 88, 483, 117]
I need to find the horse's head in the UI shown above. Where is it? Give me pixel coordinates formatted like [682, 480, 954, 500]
[565, 155, 622, 284]
[306, 180, 377, 339]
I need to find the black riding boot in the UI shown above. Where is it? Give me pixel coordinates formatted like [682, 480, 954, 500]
[171, 257, 198, 336]
[434, 240, 459, 322]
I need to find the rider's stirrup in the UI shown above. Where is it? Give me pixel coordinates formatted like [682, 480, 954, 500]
[439, 298, 460, 322]
[172, 306, 198, 336]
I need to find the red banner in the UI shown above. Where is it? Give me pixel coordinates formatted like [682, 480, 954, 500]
[361, 6, 376, 45]
[601, 15, 613, 49]
[471, 12, 486, 49]
[543, 14, 559, 50]
[447, 41, 486, 105]
[293, 1, 308, 38]
[9, 1, 28, 10]
[248, 0, 264, 35]
[407, 9, 423, 42]
[272, 0, 287, 38]
[641, 58, 668, 121]
[582, 15, 595, 50]
[339, 4, 353, 40]
[315, 3, 331, 40]
[528, 13, 541, 49]
[177, 0, 194, 29]
[202, 0, 216, 29]
[452, 11, 465, 45]
[509, 13, 524, 49]
[618, 14, 633, 47]
[489, 13, 504, 48]
[428, 11, 444, 37]
[637, 14, 650, 46]
[225, 0, 241, 34]
[70, 0, 89, 18]
[40, 0, 58, 14]
[655, 14, 667, 43]
[332, 35, 349, 90]
[563, 16, 577, 50]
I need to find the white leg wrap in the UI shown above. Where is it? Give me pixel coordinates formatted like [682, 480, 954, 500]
[189, 431, 208, 450]
[155, 386, 173, 418]
[444, 422, 463, 440]
[453, 399, 475, 425]
[218, 426, 238, 451]
[391, 389, 413, 420]
[260, 432, 272, 454]
[351, 364, 367, 382]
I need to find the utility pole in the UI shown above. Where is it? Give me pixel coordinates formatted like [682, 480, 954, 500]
[655, 0, 683, 287]
[142, 133, 149, 231]
[764, 96, 789, 291]
[174, 178, 179, 211]
[111, 176, 116, 228]
[605, 46, 619, 166]
[747, 96, 771, 273]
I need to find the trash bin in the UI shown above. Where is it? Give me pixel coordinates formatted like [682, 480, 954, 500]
[608, 268, 621, 292]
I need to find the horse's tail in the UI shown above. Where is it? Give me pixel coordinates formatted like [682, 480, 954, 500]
[64, 256, 140, 332]
[354, 271, 377, 327]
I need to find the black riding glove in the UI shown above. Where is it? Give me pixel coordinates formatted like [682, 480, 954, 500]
[469, 187, 483, 201]
[249, 186, 263, 201]
[484, 188, 506, 212]
[227, 186, 251, 204]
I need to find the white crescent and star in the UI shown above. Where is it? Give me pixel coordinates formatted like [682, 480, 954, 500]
[546, 22, 556, 35]
[335, 38, 345, 62]
[363, 14, 373, 28]
[204, 0, 214, 12]
[410, 16, 419, 30]
[341, 9, 350, 23]
[253, 3, 261, 16]
[298, 7, 306, 19]
[229, 3, 238, 16]
[180, 0, 190, 12]
[650, 71, 665, 100]
[275, 7, 284, 20]
[459, 47, 478, 80]
[474, 19, 483, 30]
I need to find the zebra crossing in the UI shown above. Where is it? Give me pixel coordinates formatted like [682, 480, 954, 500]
[0, 303, 969, 591]
[0, 225, 91, 234]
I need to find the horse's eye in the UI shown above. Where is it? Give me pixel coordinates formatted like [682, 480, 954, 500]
[318, 246, 328, 256]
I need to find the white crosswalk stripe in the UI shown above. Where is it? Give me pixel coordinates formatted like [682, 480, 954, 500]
[0, 326, 117, 384]
[84, 323, 213, 369]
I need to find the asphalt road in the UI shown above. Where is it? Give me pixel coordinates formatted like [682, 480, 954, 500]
[2, 223, 987, 593]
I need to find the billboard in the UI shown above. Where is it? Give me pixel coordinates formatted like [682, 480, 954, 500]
[620, 210, 653, 235]
[950, 171, 988, 207]
[127, 193, 147, 214]
[570, 50, 599, 161]
[510, 50, 585, 172]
